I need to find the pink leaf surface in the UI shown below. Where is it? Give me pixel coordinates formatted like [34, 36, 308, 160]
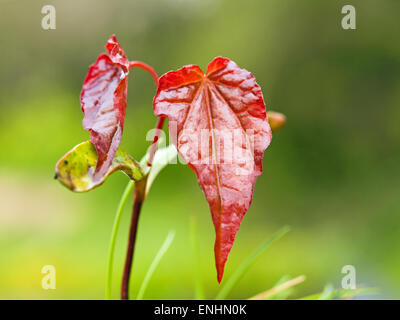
[153, 57, 272, 282]
[81, 35, 130, 181]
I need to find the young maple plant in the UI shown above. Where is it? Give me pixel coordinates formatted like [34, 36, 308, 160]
[55, 35, 286, 299]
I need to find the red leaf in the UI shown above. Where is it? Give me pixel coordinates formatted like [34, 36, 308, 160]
[81, 35, 130, 181]
[153, 57, 272, 282]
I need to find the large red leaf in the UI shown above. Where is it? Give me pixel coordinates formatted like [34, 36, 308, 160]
[81, 35, 130, 182]
[153, 57, 272, 282]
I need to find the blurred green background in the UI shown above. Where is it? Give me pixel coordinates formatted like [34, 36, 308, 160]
[0, 0, 399, 299]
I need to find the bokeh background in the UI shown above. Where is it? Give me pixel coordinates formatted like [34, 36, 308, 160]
[0, 0, 399, 299]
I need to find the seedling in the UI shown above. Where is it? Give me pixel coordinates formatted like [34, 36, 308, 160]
[55, 35, 286, 299]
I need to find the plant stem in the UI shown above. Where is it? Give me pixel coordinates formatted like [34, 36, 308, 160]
[121, 178, 147, 300]
[129, 61, 159, 87]
[119, 61, 165, 299]
[128, 60, 165, 167]
[106, 180, 135, 300]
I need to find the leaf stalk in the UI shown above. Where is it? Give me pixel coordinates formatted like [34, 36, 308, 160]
[121, 178, 147, 300]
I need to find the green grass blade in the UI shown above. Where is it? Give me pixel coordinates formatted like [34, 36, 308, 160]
[318, 283, 335, 300]
[298, 293, 321, 300]
[215, 226, 290, 300]
[260, 275, 306, 300]
[105, 180, 135, 300]
[189, 215, 205, 299]
[136, 230, 176, 300]
[248, 275, 306, 300]
[298, 287, 379, 300]
[335, 287, 379, 299]
[265, 275, 293, 300]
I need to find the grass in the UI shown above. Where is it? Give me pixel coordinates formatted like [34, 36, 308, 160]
[105, 180, 135, 300]
[215, 226, 291, 300]
[105, 189, 377, 300]
[136, 230, 176, 300]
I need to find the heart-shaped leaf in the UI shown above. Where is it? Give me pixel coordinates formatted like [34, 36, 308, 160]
[153, 57, 272, 282]
[55, 141, 144, 192]
[81, 35, 131, 182]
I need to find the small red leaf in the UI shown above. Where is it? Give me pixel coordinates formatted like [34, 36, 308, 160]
[153, 57, 272, 282]
[81, 35, 130, 181]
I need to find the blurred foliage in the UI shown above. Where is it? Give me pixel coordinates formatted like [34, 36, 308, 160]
[0, 0, 399, 299]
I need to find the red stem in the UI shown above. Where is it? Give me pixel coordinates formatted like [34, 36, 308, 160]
[121, 179, 146, 300]
[129, 61, 159, 87]
[129, 60, 165, 166]
[120, 61, 165, 300]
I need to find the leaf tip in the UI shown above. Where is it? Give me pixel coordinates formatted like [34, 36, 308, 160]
[215, 241, 230, 284]
[217, 271, 223, 284]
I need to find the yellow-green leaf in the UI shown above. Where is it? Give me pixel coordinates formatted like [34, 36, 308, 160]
[55, 141, 144, 192]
